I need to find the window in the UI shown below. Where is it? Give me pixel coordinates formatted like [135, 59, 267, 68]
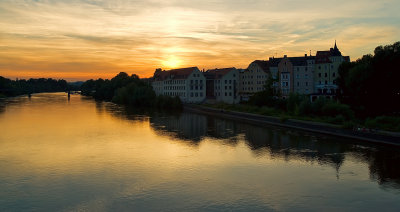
[318, 73, 321, 77]
[305, 82, 308, 86]
[297, 82, 300, 86]
[325, 80, 328, 84]
[333, 72, 336, 77]
[325, 73, 328, 77]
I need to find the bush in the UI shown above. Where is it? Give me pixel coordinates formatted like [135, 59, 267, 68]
[321, 101, 354, 120]
[365, 116, 400, 131]
[298, 99, 313, 116]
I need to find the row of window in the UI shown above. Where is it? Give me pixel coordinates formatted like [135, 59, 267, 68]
[318, 80, 337, 85]
[190, 79, 203, 84]
[281, 82, 289, 87]
[318, 72, 336, 78]
[192, 73, 201, 77]
[295, 74, 309, 79]
[215, 85, 233, 90]
[165, 80, 184, 84]
[242, 87, 254, 91]
[296, 82, 310, 87]
[190, 86, 203, 90]
[318, 65, 334, 70]
[165, 86, 185, 90]
[190, 92, 204, 97]
[164, 92, 185, 97]
[216, 92, 233, 97]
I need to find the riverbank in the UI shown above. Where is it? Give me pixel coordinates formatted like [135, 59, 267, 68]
[184, 104, 400, 146]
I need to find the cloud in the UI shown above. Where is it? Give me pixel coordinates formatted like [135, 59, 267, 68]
[0, 0, 399, 80]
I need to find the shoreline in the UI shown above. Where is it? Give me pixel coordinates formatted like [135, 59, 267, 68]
[184, 104, 400, 146]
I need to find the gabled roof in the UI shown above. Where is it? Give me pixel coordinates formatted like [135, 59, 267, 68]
[289, 57, 308, 66]
[315, 51, 332, 64]
[204, 68, 236, 79]
[153, 67, 199, 81]
[252, 60, 270, 71]
[269, 57, 283, 67]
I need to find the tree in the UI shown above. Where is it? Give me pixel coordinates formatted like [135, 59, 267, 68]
[337, 41, 400, 117]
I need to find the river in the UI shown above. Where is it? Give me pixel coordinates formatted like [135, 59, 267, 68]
[0, 93, 399, 211]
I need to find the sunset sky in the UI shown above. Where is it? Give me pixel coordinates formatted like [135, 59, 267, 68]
[1, 0, 399, 81]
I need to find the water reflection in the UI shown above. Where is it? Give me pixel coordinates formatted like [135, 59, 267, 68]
[1, 93, 399, 211]
[105, 104, 400, 189]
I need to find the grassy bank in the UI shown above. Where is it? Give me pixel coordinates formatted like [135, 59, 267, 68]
[205, 103, 400, 132]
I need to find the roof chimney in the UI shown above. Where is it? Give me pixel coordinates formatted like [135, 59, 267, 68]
[284, 55, 287, 58]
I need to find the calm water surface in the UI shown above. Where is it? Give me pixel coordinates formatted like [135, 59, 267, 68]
[0, 93, 400, 211]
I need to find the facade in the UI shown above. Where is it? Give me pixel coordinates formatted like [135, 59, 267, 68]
[278, 56, 294, 96]
[239, 60, 270, 101]
[152, 67, 206, 103]
[276, 55, 315, 97]
[292, 55, 315, 95]
[271, 42, 348, 99]
[204, 68, 240, 104]
[150, 42, 349, 104]
[313, 42, 350, 100]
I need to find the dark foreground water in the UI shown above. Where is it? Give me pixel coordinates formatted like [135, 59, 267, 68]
[0, 93, 399, 211]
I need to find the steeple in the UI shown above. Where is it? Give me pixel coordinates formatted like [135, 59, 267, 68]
[330, 40, 342, 56]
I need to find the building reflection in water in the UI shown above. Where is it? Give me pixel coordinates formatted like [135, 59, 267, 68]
[103, 105, 400, 189]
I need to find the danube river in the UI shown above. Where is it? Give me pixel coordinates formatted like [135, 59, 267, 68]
[0, 93, 399, 211]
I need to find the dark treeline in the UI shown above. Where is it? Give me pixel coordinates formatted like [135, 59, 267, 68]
[337, 41, 400, 117]
[245, 41, 400, 131]
[80, 72, 182, 110]
[0, 77, 71, 97]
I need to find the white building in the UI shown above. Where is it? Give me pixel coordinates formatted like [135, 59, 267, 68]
[239, 60, 270, 101]
[204, 68, 240, 104]
[152, 67, 206, 103]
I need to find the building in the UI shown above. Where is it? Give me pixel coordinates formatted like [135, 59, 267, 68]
[239, 60, 271, 101]
[204, 68, 240, 104]
[291, 55, 315, 95]
[313, 41, 350, 100]
[276, 55, 315, 97]
[152, 67, 206, 103]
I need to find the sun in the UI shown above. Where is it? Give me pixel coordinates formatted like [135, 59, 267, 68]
[162, 56, 181, 69]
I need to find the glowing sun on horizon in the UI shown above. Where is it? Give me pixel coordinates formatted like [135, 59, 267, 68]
[162, 56, 181, 69]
